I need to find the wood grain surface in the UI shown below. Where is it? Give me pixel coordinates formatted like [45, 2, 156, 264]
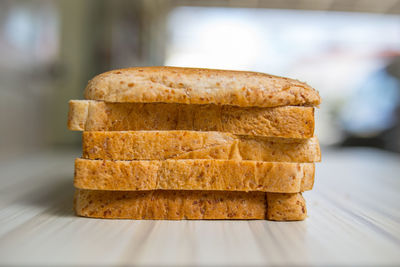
[0, 148, 399, 266]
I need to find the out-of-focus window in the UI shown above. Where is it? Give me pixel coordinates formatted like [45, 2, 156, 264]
[166, 7, 400, 147]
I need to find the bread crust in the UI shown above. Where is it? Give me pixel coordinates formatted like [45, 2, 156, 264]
[68, 100, 315, 138]
[84, 67, 320, 108]
[82, 131, 320, 162]
[74, 189, 306, 221]
[74, 159, 314, 193]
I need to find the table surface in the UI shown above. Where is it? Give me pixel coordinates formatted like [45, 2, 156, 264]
[0, 147, 399, 266]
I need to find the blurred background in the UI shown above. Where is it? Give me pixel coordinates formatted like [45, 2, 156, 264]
[1, 0, 400, 159]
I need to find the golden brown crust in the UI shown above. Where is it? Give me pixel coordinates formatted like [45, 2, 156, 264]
[82, 131, 321, 162]
[74, 158, 314, 193]
[68, 100, 315, 138]
[74, 189, 307, 220]
[267, 193, 307, 221]
[84, 67, 320, 107]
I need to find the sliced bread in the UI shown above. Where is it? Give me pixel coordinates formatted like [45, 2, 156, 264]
[68, 100, 314, 138]
[82, 131, 320, 162]
[74, 189, 307, 221]
[74, 159, 314, 193]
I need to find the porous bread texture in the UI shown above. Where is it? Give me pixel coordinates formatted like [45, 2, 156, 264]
[238, 135, 320, 162]
[74, 189, 266, 220]
[74, 159, 314, 193]
[267, 193, 307, 221]
[68, 100, 315, 138]
[74, 189, 307, 221]
[84, 67, 320, 108]
[82, 131, 321, 162]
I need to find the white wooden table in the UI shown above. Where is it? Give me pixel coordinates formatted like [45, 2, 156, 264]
[0, 148, 399, 266]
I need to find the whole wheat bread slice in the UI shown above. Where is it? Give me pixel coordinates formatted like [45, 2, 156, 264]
[84, 67, 320, 108]
[74, 189, 307, 221]
[74, 159, 314, 193]
[68, 100, 314, 138]
[82, 131, 321, 162]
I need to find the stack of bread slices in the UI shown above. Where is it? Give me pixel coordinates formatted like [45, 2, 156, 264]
[68, 67, 321, 221]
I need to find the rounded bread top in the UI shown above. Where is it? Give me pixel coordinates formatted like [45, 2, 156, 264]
[84, 66, 321, 107]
